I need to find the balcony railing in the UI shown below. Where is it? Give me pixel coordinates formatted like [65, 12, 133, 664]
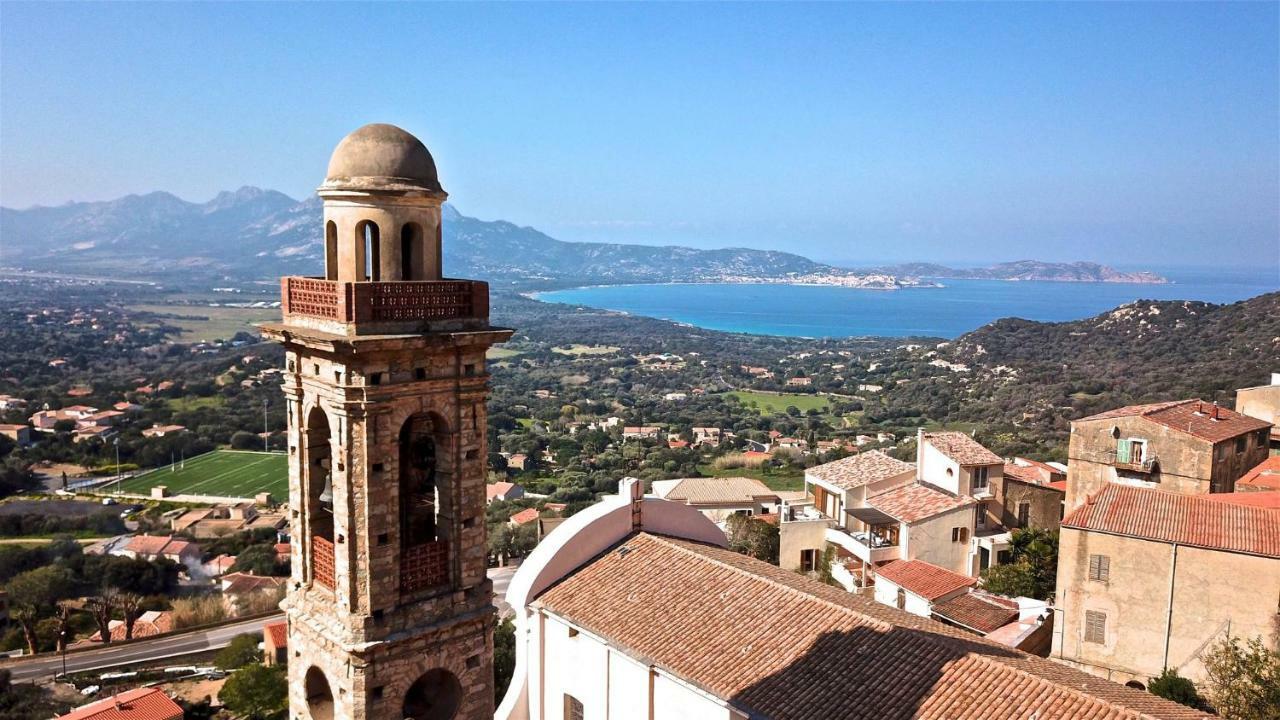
[401, 540, 449, 593]
[312, 535, 335, 590]
[281, 277, 489, 326]
[1106, 451, 1159, 473]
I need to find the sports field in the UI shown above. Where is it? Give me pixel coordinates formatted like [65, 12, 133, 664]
[116, 450, 288, 500]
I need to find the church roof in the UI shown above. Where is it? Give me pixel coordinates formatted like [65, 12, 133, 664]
[533, 532, 1207, 720]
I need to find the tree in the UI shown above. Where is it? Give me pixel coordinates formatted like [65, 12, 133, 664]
[84, 588, 120, 645]
[494, 616, 516, 704]
[117, 592, 143, 641]
[216, 632, 264, 670]
[1201, 634, 1280, 719]
[230, 431, 258, 450]
[979, 527, 1058, 600]
[230, 544, 286, 576]
[219, 664, 287, 720]
[1147, 668, 1206, 710]
[5, 566, 75, 654]
[724, 514, 779, 564]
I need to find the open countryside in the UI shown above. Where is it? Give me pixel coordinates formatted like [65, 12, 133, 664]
[114, 449, 287, 500]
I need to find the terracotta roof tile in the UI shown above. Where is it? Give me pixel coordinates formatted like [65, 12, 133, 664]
[807, 450, 916, 490]
[264, 620, 288, 647]
[932, 591, 1020, 634]
[56, 688, 183, 720]
[922, 431, 1003, 466]
[656, 476, 777, 505]
[534, 532, 1208, 720]
[1063, 484, 1280, 557]
[509, 508, 540, 525]
[1238, 456, 1280, 492]
[1078, 399, 1271, 444]
[876, 559, 975, 600]
[869, 482, 976, 523]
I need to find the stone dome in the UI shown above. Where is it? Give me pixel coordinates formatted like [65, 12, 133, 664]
[323, 123, 444, 194]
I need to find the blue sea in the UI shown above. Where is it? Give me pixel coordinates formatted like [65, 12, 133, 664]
[535, 266, 1278, 339]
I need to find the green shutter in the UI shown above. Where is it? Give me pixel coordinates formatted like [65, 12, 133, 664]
[1116, 439, 1131, 464]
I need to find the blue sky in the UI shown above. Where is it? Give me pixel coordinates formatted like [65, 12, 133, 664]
[2, 2, 1276, 267]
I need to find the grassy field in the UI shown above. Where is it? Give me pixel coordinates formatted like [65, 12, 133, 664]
[697, 464, 806, 491]
[133, 304, 280, 342]
[116, 450, 288, 500]
[487, 347, 524, 360]
[726, 391, 830, 415]
[165, 396, 227, 413]
[552, 344, 620, 356]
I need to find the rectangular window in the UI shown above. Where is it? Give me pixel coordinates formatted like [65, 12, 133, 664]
[1088, 554, 1110, 582]
[800, 548, 817, 572]
[976, 505, 986, 528]
[1084, 610, 1107, 644]
[564, 695, 584, 720]
[1017, 502, 1030, 527]
[972, 466, 989, 491]
[1236, 437, 1247, 454]
[952, 527, 968, 543]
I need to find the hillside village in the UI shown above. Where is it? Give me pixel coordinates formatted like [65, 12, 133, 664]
[1, 274, 1279, 719]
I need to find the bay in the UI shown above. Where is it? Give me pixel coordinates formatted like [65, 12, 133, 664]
[534, 267, 1278, 339]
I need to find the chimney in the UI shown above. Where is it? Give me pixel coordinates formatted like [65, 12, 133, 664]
[1211, 404, 1221, 421]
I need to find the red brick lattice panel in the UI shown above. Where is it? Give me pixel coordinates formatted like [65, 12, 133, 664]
[284, 278, 341, 319]
[401, 540, 449, 593]
[312, 535, 335, 590]
[282, 277, 488, 324]
[359, 281, 475, 322]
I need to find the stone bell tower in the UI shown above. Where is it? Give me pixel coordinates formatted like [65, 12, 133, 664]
[263, 124, 511, 720]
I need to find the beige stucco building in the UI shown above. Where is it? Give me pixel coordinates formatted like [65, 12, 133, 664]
[1066, 399, 1272, 511]
[1052, 484, 1280, 687]
[1236, 373, 1280, 450]
[264, 124, 511, 720]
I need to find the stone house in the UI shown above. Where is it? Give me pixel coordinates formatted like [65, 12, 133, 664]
[1052, 484, 1280, 687]
[263, 619, 288, 666]
[1065, 399, 1272, 510]
[0, 424, 32, 447]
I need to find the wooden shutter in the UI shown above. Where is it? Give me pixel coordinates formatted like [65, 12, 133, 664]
[564, 695, 584, 720]
[1088, 554, 1110, 582]
[1116, 439, 1132, 464]
[1084, 610, 1107, 644]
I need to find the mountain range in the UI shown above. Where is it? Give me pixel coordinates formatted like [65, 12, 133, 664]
[0, 188, 1165, 286]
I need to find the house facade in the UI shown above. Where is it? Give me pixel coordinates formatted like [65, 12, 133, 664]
[1235, 373, 1280, 450]
[651, 476, 779, 524]
[1052, 484, 1280, 686]
[1066, 400, 1271, 510]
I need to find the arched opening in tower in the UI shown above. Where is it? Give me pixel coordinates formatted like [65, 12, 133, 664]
[305, 406, 335, 589]
[401, 222, 423, 280]
[324, 221, 338, 281]
[357, 220, 380, 281]
[304, 666, 335, 720]
[399, 413, 450, 593]
[402, 668, 462, 720]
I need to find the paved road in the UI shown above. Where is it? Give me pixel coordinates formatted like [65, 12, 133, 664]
[6, 566, 525, 682]
[4, 615, 281, 683]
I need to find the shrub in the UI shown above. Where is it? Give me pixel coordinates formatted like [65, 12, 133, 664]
[1148, 668, 1206, 710]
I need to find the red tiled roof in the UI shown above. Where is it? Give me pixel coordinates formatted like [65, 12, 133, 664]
[1238, 456, 1280, 492]
[1003, 463, 1064, 491]
[807, 450, 916, 490]
[1079, 399, 1271, 444]
[1063, 484, 1280, 558]
[486, 481, 518, 500]
[876, 559, 975, 600]
[1047, 480, 1068, 493]
[264, 620, 288, 648]
[124, 535, 175, 556]
[509, 508, 540, 525]
[932, 591, 1020, 634]
[1203, 492, 1280, 510]
[534, 533, 1208, 720]
[868, 482, 976, 523]
[922, 431, 1003, 466]
[56, 688, 183, 720]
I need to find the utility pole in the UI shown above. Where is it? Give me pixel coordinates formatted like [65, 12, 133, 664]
[114, 438, 121, 494]
[263, 397, 270, 452]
